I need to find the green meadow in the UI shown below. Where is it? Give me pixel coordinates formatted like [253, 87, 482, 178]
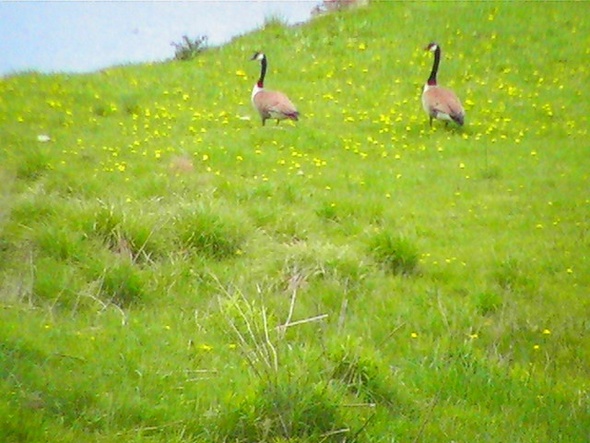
[1, 2, 589, 442]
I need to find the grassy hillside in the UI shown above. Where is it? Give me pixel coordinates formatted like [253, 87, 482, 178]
[1, 2, 589, 442]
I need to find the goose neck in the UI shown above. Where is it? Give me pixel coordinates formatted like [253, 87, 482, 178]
[427, 46, 441, 86]
[258, 56, 267, 88]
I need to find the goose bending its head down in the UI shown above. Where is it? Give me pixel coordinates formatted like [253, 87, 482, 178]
[250, 52, 299, 126]
[422, 42, 465, 127]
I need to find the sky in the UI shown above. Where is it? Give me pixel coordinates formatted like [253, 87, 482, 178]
[0, 1, 320, 77]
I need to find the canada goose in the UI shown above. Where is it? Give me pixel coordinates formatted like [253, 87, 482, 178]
[422, 42, 465, 127]
[250, 52, 299, 126]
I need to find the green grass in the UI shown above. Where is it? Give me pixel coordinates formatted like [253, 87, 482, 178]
[1, 2, 589, 442]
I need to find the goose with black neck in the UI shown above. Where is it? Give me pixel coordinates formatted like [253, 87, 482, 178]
[421, 42, 465, 128]
[250, 52, 299, 126]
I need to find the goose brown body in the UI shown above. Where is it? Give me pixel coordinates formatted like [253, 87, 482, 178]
[422, 43, 465, 127]
[251, 52, 299, 126]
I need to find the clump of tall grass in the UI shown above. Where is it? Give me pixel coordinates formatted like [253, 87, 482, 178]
[368, 231, 419, 276]
[216, 379, 346, 442]
[175, 205, 246, 260]
[329, 344, 403, 409]
[213, 292, 370, 442]
[472, 291, 504, 316]
[96, 261, 146, 307]
[35, 225, 87, 263]
[89, 202, 167, 264]
[14, 145, 50, 180]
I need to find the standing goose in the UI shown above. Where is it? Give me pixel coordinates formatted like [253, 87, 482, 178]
[422, 42, 465, 127]
[250, 52, 299, 126]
